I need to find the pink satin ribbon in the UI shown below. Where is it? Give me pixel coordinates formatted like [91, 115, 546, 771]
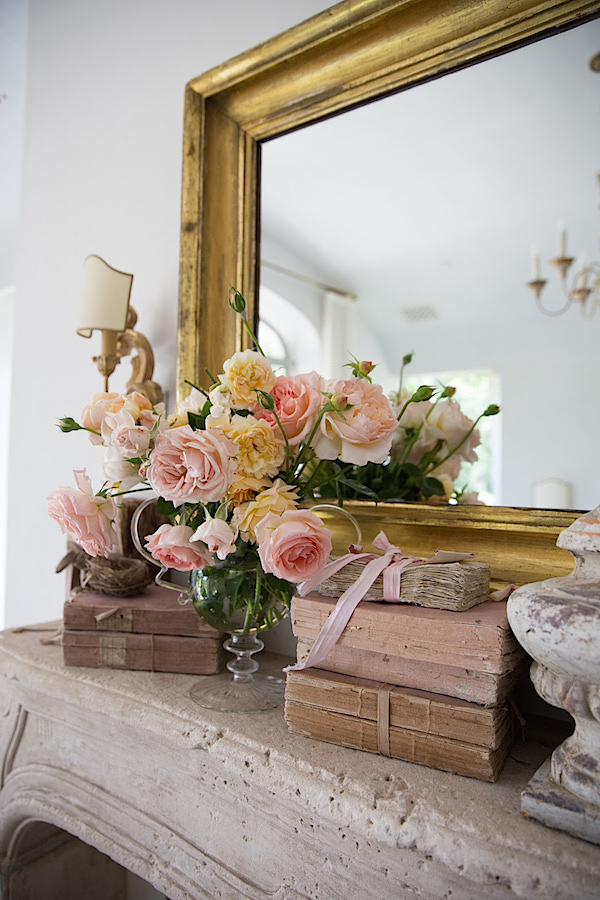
[285, 531, 473, 673]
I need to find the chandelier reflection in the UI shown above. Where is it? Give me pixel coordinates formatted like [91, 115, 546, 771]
[527, 175, 600, 320]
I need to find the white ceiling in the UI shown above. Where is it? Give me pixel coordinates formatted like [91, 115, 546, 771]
[260, 18, 600, 370]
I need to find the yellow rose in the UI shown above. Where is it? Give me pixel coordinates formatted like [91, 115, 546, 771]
[227, 473, 271, 505]
[221, 350, 276, 410]
[225, 414, 285, 479]
[232, 479, 300, 542]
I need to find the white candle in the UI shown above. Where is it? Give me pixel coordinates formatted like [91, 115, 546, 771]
[558, 222, 567, 258]
[577, 254, 589, 289]
[530, 246, 541, 280]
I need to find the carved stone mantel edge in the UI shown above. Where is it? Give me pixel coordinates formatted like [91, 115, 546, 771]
[1, 626, 600, 900]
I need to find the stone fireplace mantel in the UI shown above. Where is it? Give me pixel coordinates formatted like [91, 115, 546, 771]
[1, 624, 598, 899]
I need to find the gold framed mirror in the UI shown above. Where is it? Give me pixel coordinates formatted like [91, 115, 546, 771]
[176, 0, 600, 586]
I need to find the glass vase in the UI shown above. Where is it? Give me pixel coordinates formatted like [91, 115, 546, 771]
[130, 499, 294, 713]
[187, 548, 294, 712]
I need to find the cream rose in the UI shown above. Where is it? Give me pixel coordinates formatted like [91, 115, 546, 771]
[221, 350, 276, 410]
[256, 509, 332, 582]
[426, 400, 480, 463]
[191, 516, 239, 560]
[232, 479, 299, 542]
[311, 377, 397, 466]
[47, 469, 118, 558]
[102, 445, 144, 490]
[225, 414, 285, 479]
[168, 387, 207, 428]
[145, 524, 212, 571]
[147, 425, 238, 504]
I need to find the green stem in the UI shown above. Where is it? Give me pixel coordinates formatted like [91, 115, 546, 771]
[185, 379, 210, 398]
[270, 406, 292, 470]
[107, 484, 151, 498]
[424, 414, 483, 474]
[242, 317, 266, 357]
[290, 402, 334, 481]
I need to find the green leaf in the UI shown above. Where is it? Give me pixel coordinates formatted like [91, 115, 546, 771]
[187, 399, 211, 431]
[156, 497, 178, 517]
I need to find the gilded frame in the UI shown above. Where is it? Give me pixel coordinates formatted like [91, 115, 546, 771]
[177, 0, 600, 585]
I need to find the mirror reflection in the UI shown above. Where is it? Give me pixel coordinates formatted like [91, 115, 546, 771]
[260, 20, 600, 510]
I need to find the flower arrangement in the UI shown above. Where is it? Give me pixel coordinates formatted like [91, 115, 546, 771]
[48, 289, 399, 632]
[316, 353, 500, 505]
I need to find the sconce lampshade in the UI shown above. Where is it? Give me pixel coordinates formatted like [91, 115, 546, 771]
[77, 254, 134, 337]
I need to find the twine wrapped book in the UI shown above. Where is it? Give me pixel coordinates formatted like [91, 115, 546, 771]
[318, 556, 490, 610]
[298, 531, 491, 613]
[285, 669, 516, 782]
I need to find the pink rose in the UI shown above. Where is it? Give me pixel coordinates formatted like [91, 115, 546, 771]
[312, 377, 397, 466]
[458, 491, 484, 505]
[47, 469, 118, 558]
[111, 423, 152, 454]
[256, 509, 332, 583]
[255, 372, 324, 446]
[144, 523, 212, 571]
[147, 425, 238, 504]
[191, 516, 239, 560]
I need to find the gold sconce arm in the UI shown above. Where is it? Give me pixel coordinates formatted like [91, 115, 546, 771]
[114, 309, 164, 405]
[91, 309, 164, 406]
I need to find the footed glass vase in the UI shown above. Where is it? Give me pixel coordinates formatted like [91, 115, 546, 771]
[131, 500, 294, 713]
[188, 551, 294, 712]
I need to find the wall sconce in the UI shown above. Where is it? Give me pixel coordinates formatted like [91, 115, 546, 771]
[77, 255, 164, 405]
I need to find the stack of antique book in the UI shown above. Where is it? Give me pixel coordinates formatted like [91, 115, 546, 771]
[62, 584, 225, 675]
[284, 555, 528, 782]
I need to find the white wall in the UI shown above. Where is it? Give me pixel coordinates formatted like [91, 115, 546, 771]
[5, 0, 334, 628]
[7, 1, 598, 630]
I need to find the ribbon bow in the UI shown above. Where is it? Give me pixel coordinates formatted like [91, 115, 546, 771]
[285, 531, 473, 673]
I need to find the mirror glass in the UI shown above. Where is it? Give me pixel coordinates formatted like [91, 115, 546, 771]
[260, 20, 600, 511]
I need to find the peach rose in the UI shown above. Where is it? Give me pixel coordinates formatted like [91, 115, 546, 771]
[80, 392, 121, 445]
[256, 509, 332, 583]
[145, 523, 212, 571]
[311, 377, 397, 466]
[225, 414, 285, 479]
[147, 425, 238, 504]
[100, 393, 156, 446]
[221, 349, 276, 410]
[47, 469, 118, 558]
[254, 372, 324, 446]
[191, 516, 238, 560]
[232, 479, 300, 542]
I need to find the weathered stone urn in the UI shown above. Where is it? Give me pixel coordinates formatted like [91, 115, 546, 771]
[507, 503, 600, 844]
